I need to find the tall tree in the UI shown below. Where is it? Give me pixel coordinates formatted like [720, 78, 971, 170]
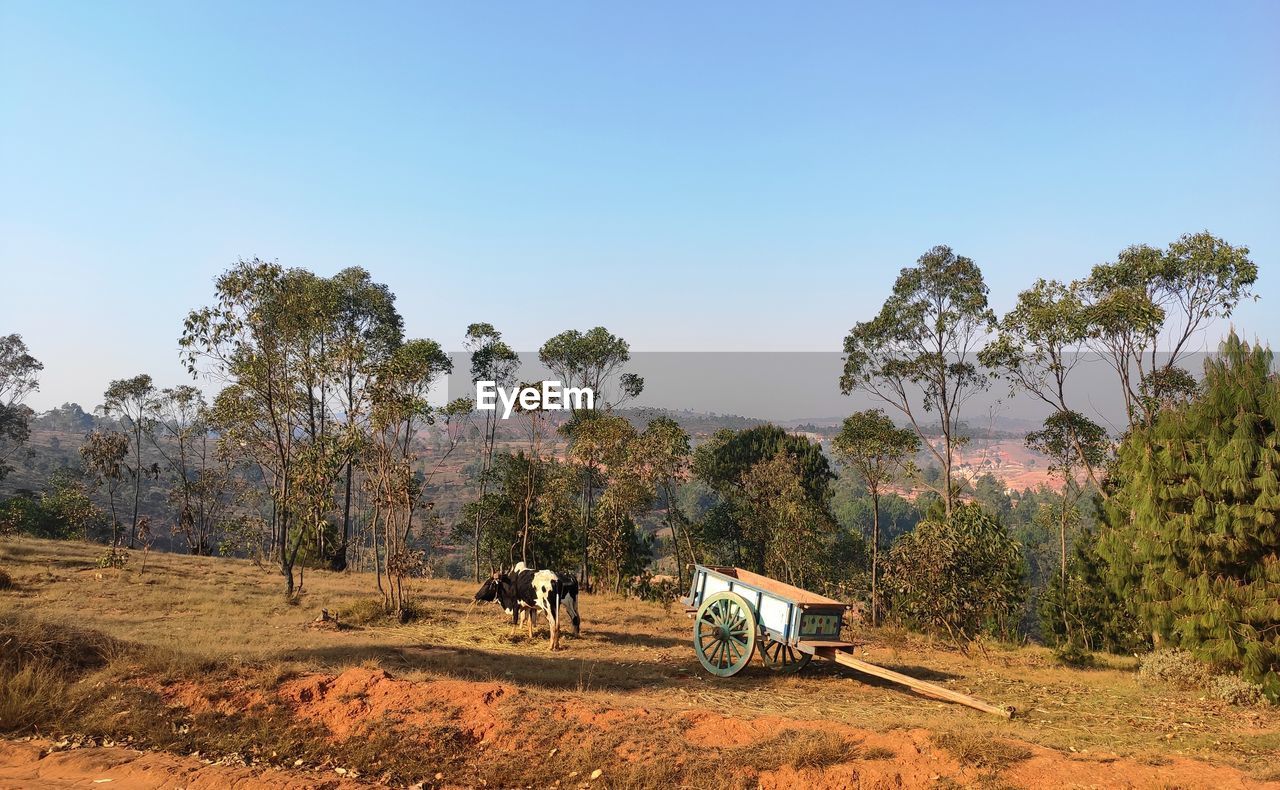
[465, 323, 518, 580]
[1083, 231, 1256, 429]
[981, 279, 1107, 489]
[540, 326, 643, 584]
[329, 267, 404, 571]
[1101, 334, 1280, 701]
[1024, 409, 1107, 641]
[635, 416, 695, 586]
[832, 409, 919, 625]
[840, 246, 996, 517]
[0, 334, 43, 482]
[365, 339, 461, 615]
[151, 385, 236, 555]
[80, 429, 131, 549]
[182, 259, 336, 597]
[100, 374, 156, 548]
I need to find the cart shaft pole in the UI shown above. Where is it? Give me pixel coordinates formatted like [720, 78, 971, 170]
[819, 649, 1012, 719]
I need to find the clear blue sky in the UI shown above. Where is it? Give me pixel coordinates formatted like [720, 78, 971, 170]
[2, 1, 1277, 411]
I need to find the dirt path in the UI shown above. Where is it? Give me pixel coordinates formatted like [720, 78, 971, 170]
[0, 739, 371, 789]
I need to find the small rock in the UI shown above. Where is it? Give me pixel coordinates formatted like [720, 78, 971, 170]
[294, 759, 304, 767]
[590, 769, 603, 780]
[335, 767, 347, 775]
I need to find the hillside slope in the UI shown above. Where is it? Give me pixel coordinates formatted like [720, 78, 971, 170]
[1, 538, 1277, 788]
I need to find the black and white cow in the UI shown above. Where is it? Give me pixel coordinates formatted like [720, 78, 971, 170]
[474, 566, 563, 650]
[514, 562, 581, 636]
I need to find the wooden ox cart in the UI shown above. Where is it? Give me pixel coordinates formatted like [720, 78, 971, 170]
[680, 565, 1012, 718]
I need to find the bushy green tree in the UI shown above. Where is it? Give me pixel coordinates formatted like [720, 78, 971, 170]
[692, 425, 839, 584]
[883, 503, 1026, 645]
[1101, 334, 1280, 700]
[832, 409, 919, 624]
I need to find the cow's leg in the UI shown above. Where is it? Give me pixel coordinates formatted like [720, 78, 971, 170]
[546, 591, 560, 651]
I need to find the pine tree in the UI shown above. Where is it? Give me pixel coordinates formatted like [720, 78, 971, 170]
[1101, 333, 1280, 700]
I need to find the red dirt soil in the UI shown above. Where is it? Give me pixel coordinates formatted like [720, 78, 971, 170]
[0, 739, 367, 789]
[4, 668, 1276, 789]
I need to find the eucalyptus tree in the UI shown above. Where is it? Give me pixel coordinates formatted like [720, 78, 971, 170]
[981, 279, 1108, 490]
[327, 267, 404, 570]
[80, 429, 130, 548]
[0, 334, 42, 483]
[538, 326, 643, 415]
[465, 323, 518, 580]
[635, 416, 694, 586]
[539, 326, 644, 584]
[151, 385, 234, 555]
[1024, 410, 1107, 601]
[100, 374, 156, 548]
[574, 413, 652, 591]
[840, 246, 996, 517]
[364, 339, 457, 615]
[182, 259, 329, 597]
[832, 409, 919, 625]
[1082, 232, 1256, 429]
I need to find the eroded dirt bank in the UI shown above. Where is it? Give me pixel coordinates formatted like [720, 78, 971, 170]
[5, 667, 1273, 789]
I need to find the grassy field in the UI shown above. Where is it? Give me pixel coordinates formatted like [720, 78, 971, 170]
[2, 536, 1278, 788]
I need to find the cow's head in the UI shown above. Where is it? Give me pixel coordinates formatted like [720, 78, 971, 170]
[474, 570, 506, 603]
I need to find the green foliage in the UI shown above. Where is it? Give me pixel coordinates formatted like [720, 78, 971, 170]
[832, 409, 919, 624]
[1038, 524, 1148, 654]
[0, 334, 43, 483]
[840, 246, 995, 514]
[538, 326, 643, 414]
[79, 430, 131, 547]
[1083, 232, 1256, 428]
[883, 503, 1026, 644]
[1101, 333, 1280, 700]
[694, 424, 831, 503]
[692, 425, 844, 589]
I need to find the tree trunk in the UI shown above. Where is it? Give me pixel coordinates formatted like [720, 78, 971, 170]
[871, 489, 881, 627]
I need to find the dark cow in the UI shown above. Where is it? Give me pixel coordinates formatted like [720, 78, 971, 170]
[514, 562, 581, 636]
[474, 566, 563, 650]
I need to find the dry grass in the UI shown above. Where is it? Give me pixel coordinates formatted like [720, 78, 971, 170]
[931, 730, 1033, 770]
[734, 729, 856, 771]
[2, 535, 1279, 778]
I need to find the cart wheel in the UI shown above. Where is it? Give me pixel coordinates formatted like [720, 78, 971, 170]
[758, 632, 812, 674]
[693, 591, 757, 677]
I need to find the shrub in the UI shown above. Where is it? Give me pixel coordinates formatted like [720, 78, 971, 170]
[1137, 649, 1213, 689]
[883, 503, 1026, 645]
[1209, 674, 1265, 707]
